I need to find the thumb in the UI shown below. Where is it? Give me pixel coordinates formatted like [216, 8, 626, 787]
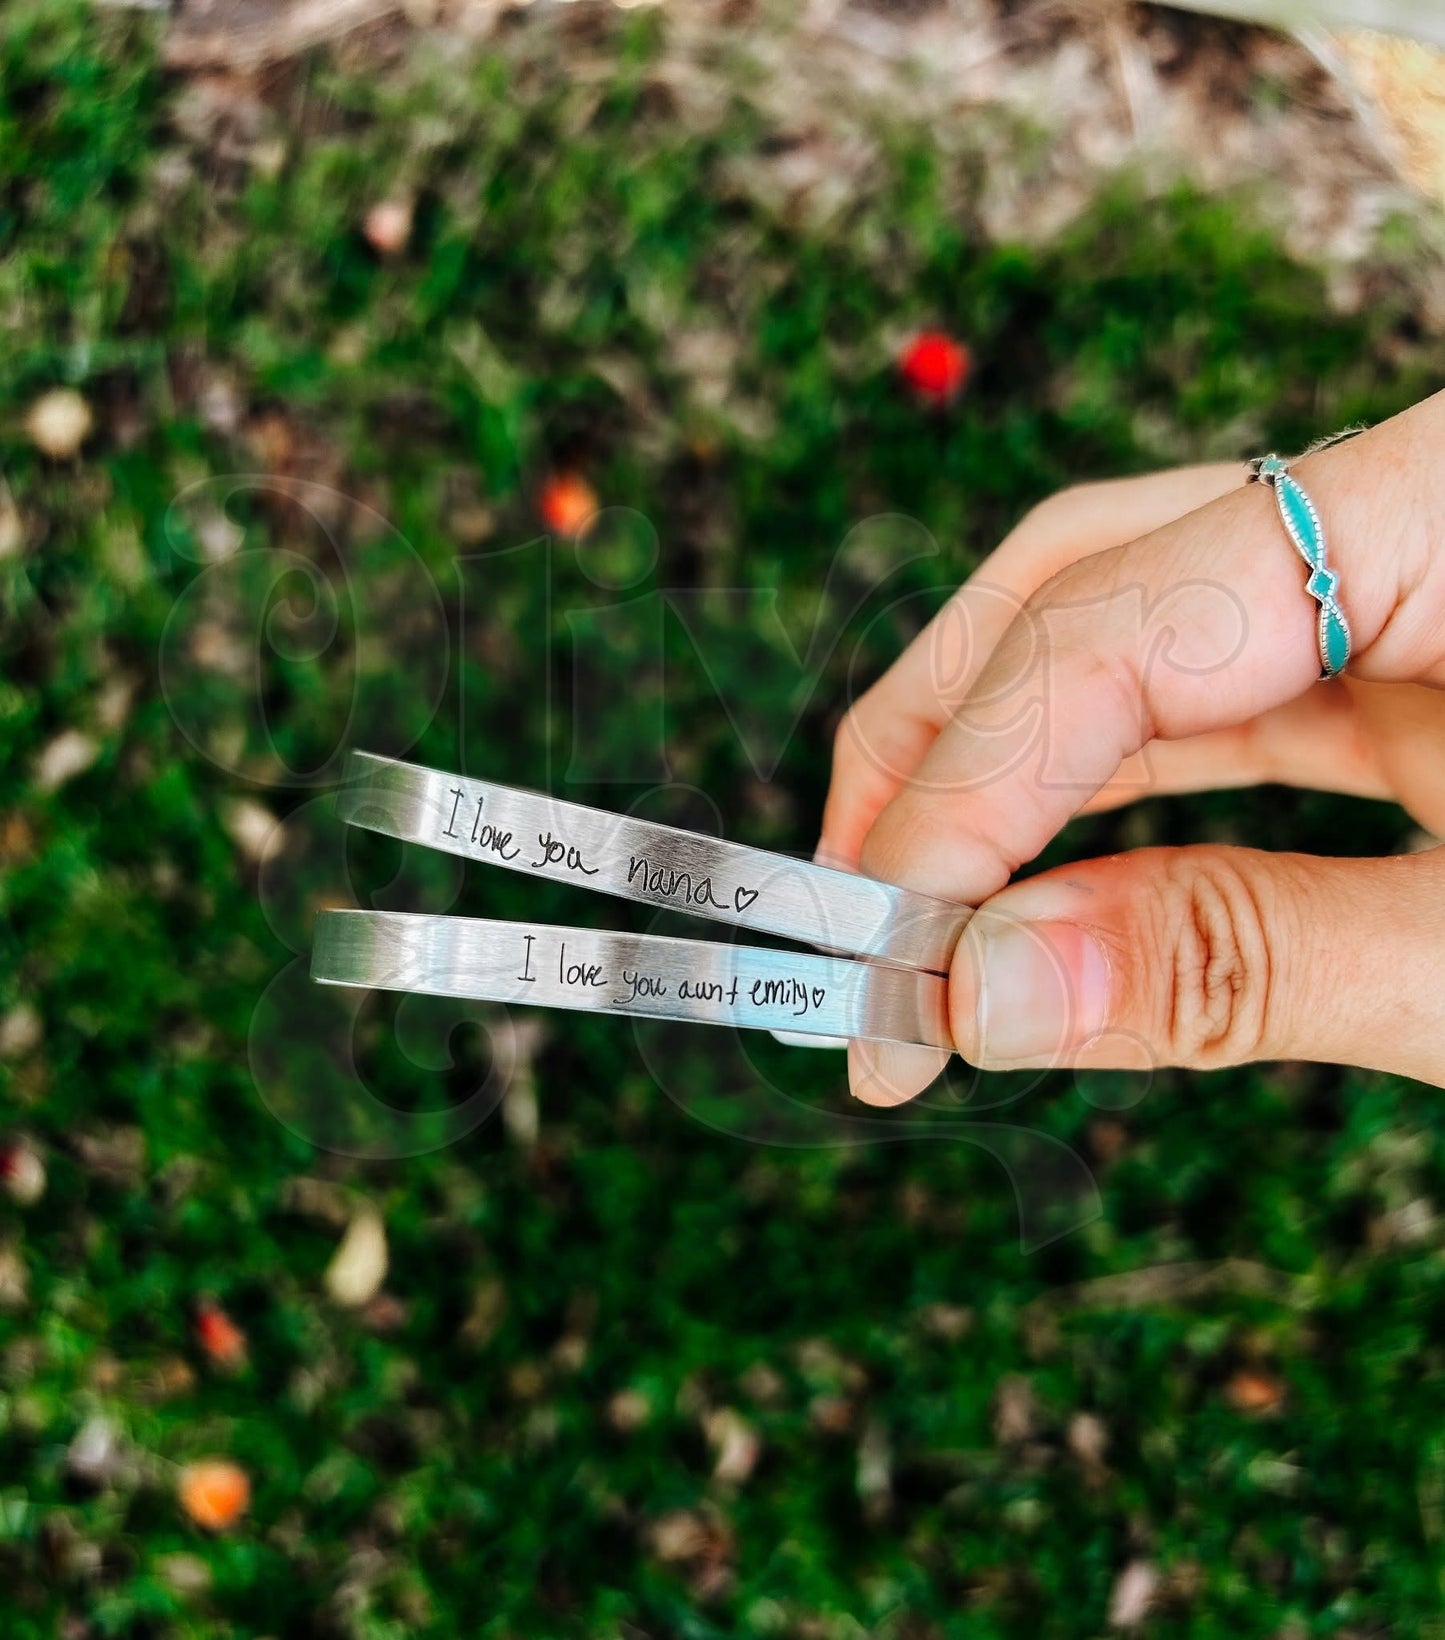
[947, 844, 1445, 1084]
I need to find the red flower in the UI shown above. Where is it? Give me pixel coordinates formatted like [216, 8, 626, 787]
[538, 473, 599, 538]
[898, 331, 971, 403]
[194, 1301, 247, 1368]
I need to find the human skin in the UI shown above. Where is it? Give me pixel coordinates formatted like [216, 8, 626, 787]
[818, 390, 1445, 1102]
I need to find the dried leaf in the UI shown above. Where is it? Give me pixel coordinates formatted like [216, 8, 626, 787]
[364, 197, 414, 255]
[35, 730, 99, 793]
[856, 1417, 892, 1519]
[67, 1416, 126, 1489]
[325, 1207, 388, 1307]
[0, 1139, 46, 1206]
[705, 1407, 760, 1485]
[607, 1388, 652, 1432]
[0, 1007, 42, 1060]
[1067, 1410, 1109, 1471]
[1108, 1560, 1161, 1629]
[993, 1375, 1038, 1446]
[223, 799, 283, 864]
[26, 389, 92, 459]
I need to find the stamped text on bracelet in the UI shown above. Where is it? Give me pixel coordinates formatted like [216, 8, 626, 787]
[311, 911, 955, 1045]
[440, 785, 761, 915]
[338, 752, 972, 973]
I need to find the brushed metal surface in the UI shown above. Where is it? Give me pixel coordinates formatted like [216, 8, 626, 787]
[312, 910, 954, 1047]
[337, 751, 971, 974]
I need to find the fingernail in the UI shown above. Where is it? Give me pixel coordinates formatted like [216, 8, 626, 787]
[973, 919, 1109, 1065]
[847, 1039, 951, 1106]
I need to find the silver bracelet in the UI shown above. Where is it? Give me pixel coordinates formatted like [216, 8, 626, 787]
[310, 751, 973, 1047]
[312, 910, 953, 1048]
[334, 751, 970, 974]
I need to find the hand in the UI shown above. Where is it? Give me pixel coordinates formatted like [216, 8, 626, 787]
[821, 391, 1445, 1101]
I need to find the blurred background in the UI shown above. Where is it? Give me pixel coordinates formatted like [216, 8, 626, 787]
[4, 0, 1445, 1633]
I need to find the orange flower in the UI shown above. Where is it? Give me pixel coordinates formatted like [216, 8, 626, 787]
[178, 1459, 251, 1531]
[898, 331, 971, 403]
[538, 473, 599, 538]
[1224, 1368, 1285, 1413]
[194, 1301, 247, 1368]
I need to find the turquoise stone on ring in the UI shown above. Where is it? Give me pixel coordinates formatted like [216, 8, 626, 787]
[1307, 566, 1338, 601]
[1249, 453, 1352, 679]
[1320, 601, 1351, 677]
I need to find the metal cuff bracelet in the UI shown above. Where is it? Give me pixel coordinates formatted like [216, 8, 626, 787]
[309, 752, 974, 1047]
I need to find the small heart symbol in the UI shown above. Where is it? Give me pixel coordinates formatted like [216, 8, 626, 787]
[811, 986, 825, 1010]
[734, 886, 759, 914]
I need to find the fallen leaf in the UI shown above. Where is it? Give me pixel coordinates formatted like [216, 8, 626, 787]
[194, 1300, 247, 1368]
[1067, 1410, 1109, 1470]
[95, 674, 137, 734]
[607, 1387, 652, 1432]
[157, 1552, 213, 1595]
[223, 799, 283, 864]
[325, 1207, 388, 1307]
[0, 1007, 41, 1060]
[993, 1374, 1038, 1445]
[74, 1126, 146, 1186]
[705, 1408, 760, 1484]
[916, 1301, 973, 1340]
[35, 730, 99, 793]
[502, 1074, 539, 1150]
[0, 481, 22, 559]
[0, 1139, 45, 1206]
[648, 1505, 734, 1587]
[67, 1416, 126, 1489]
[365, 197, 414, 255]
[650, 1509, 711, 1563]
[856, 1417, 892, 1519]
[0, 1245, 25, 1309]
[1108, 1559, 1160, 1629]
[26, 388, 92, 458]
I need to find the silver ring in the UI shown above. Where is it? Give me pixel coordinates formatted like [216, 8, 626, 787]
[337, 752, 971, 974]
[311, 910, 954, 1047]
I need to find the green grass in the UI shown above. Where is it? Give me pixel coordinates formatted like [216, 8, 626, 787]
[3, 3, 1445, 1634]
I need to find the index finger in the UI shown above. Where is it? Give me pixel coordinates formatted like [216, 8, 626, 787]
[819, 464, 1246, 870]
